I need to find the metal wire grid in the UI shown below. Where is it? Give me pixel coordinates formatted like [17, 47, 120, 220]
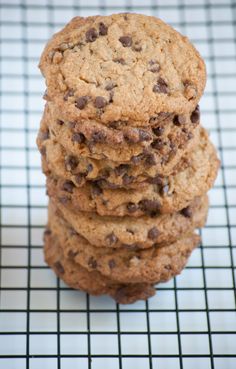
[0, 0, 236, 368]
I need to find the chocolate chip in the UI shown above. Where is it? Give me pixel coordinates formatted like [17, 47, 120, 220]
[68, 249, 78, 259]
[139, 199, 161, 215]
[88, 257, 97, 269]
[108, 259, 116, 269]
[191, 105, 200, 123]
[75, 96, 89, 110]
[65, 155, 78, 171]
[87, 163, 93, 173]
[92, 131, 106, 143]
[113, 58, 126, 65]
[153, 126, 164, 136]
[138, 129, 152, 142]
[62, 180, 75, 193]
[124, 129, 139, 143]
[127, 202, 138, 213]
[86, 28, 98, 42]
[74, 173, 85, 185]
[56, 119, 64, 126]
[148, 60, 160, 73]
[40, 129, 49, 141]
[148, 227, 159, 240]
[153, 78, 169, 94]
[59, 196, 70, 205]
[94, 96, 107, 109]
[133, 42, 142, 52]
[173, 115, 186, 126]
[91, 182, 103, 196]
[115, 164, 129, 176]
[106, 232, 118, 246]
[44, 228, 51, 237]
[145, 153, 156, 166]
[99, 22, 108, 36]
[72, 132, 86, 144]
[54, 261, 64, 274]
[64, 89, 74, 101]
[119, 36, 132, 47]
[151, 139, 164, 150]
[147, 175, 163, 185]
[181, 206, 192, 218]
[131, 154, 143, 165]
[122, 174, 134, 185]
[40, 146, 46, 156]
[105, 81, 116, 91]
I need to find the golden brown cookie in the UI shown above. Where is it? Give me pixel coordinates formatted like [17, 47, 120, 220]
[39, 14, 206, 126]
[49, 195, 208, 250]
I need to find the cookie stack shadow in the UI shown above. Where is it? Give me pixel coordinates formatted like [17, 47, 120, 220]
[37, 14, 219, 304]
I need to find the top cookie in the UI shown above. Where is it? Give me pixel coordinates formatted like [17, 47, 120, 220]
[40, 13, 206, 125]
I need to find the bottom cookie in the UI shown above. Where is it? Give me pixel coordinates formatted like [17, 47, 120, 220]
[44, 229, 200, 304]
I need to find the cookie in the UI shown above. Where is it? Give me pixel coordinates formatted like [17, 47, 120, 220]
[48, 205, 201, 283]
[39, 14, 206, 125]
[49, 194, 208, 250]
[45, 128, 219, 216]
[38, 124, 199, 189]
[44, 230, 156, 304]
[41, 101, 200, 168]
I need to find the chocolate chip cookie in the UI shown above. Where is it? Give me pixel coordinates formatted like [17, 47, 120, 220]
[45, 128, 219, 215]
[49, 194, 208, 250]
[39, 13, 206, 126]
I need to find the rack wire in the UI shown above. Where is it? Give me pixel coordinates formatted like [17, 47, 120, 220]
[0, 0, 236, 368]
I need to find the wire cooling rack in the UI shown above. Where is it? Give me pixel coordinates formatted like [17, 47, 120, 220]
[0, 0, 236, 368]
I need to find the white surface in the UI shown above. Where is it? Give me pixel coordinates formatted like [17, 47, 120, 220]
[0, 1, 236, 368]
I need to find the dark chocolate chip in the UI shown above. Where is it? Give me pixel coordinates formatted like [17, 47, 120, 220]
[173, 115, 186, 126]
[181, 206, 192, 218]
[106, 232, 118, 246]
[105, 81, 116, 91]
[40, 129, 50, 141]
[127, 202, 139, 213]
[86, 163, 93, 173]
[91, 182, 103, 196]
[153, 126, 164, 136]
[86, 28, 98, 42]
[108, 259, 116, 269]
[74, 173, 84, 185]
[65, 155, 78, 171]
[113, 58, 126, 65]
[62, 180, 75, 193]
[68, 249, 78, 259]
[122, 174, 134, 185]
[88, 257, 97, 269]
[94, 96, 107, 109]
[131, 154, 143, 165]
[145, 153, 156, 166]
[75, 96, 89, 110]
[191, 105, 200, 123]
[153, 78, 169, 94]
[59, 196, 70, 204]
[148, 60, 160, 73]
[115, 164, 129, 176]
[151, 138, 164, 150]
[44, 228, 51, 236]
[99, 22, 108, 36]
[139, 199, 161, 215]
[54, 261, 64, 274]
[147, 227, 159, 240]
[92, 131, 106, 143]
[56, 119, 64, 126]
[119, 36, 132, 47]
[138, 129, 152, 142]
[72, 132, 86, 143]
[147, 175, 163, 185]
[64, 89, 74, 101]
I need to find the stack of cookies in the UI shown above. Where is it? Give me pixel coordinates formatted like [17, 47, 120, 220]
[37, 14, 219, 304]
